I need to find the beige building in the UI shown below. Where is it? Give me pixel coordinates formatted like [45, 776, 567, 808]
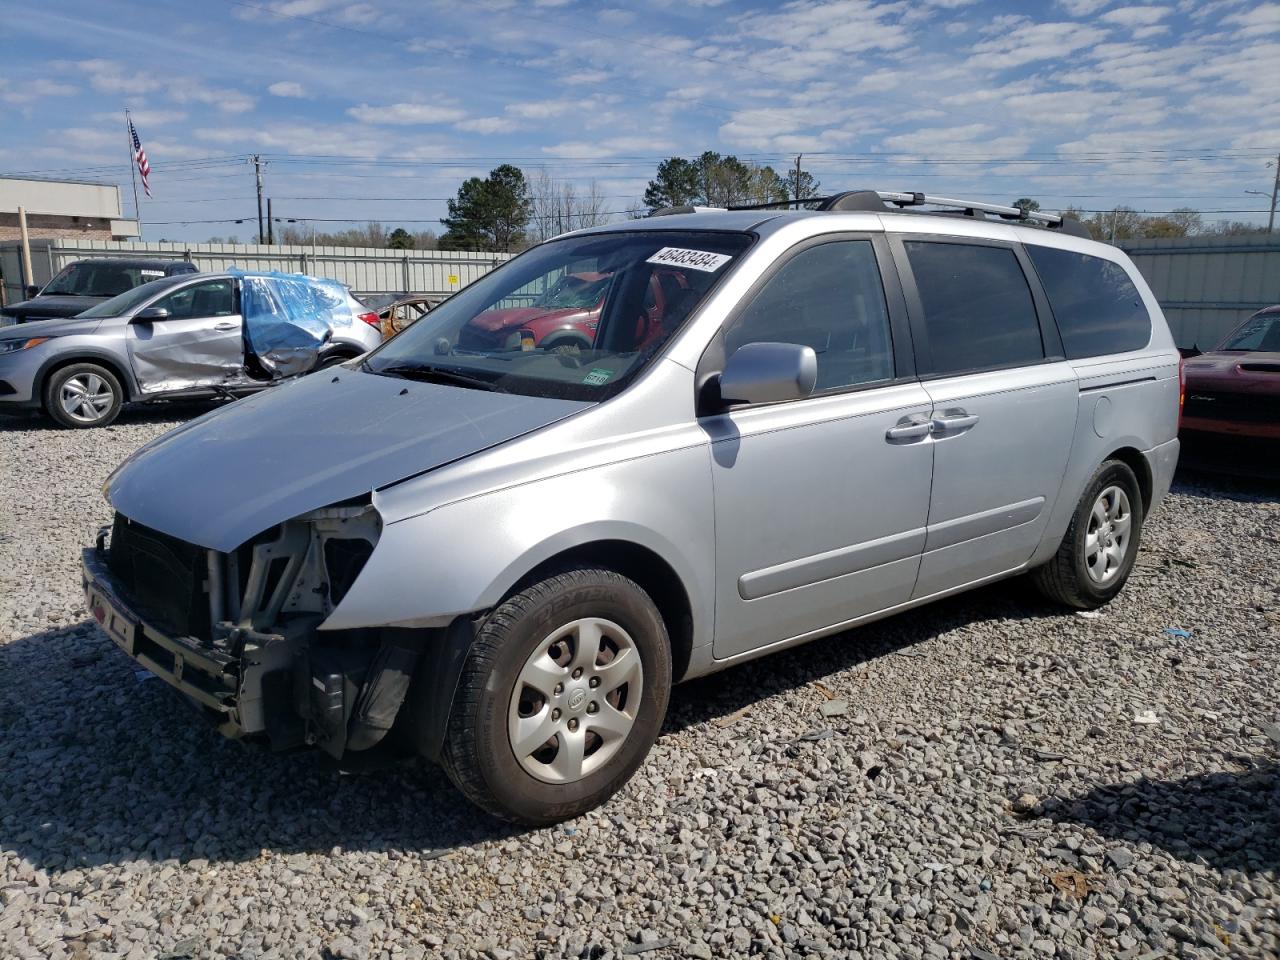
[0, 177, 140, 243]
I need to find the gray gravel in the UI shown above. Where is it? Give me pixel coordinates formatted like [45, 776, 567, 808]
[1, 404, 1278, 960]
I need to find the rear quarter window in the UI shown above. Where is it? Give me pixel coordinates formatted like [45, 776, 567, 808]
[1026, 246, 1151, 359]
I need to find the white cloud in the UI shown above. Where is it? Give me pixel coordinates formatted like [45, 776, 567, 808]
[1100, 5, 1171, 27]
[1224, 3, 1280, 37]
[1058, 0, 1112, 14]
[268, 81, 306, 97]
[77, 59, 161, 95]
[346, 102, 467, 124]
[562, 69, 611, 85]
[0, 78, 77, 103]
[506, 99, 576, 119]
[454, 116, 520, 134]
[95, 109, 188, 127]
[969, 21, 1110, 67]
[168, 79, 256, 113]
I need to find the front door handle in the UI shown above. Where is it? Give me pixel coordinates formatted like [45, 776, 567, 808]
[213, 321, 238, 331]
[930, 410, 980, 434]
[886, 415, 932, 442]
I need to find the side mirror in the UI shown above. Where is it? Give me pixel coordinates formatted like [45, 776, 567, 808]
[133, 306, 170, 322]
[25, 284, 40, 299]
[718, 341, 818, 406]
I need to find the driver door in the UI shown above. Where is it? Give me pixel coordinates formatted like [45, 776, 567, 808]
[128, 278, 244, 393]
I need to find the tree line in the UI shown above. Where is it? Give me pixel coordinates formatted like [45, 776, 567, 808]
[210, 161, 1269, 250]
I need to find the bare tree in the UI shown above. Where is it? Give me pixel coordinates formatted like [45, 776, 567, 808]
[528, 170, 611, 241]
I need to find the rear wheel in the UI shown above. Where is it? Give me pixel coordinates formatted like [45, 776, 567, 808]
[43, 363, 123, 429]
[441, 567, 672, 825]
[1032, 459, 1144, 609]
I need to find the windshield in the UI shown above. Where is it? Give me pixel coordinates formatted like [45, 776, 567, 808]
[77, 277, 185, 318]
[363, 230, 752, 401]
[1220, 312, 1280, 352]
[536, 274, 610, 310]
[43, 262, 162, 297]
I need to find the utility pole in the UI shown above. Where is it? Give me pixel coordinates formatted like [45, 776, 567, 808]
[266, 198, 273, 244]
[1246, 152, 1279, 234]
[251, 155, 265, 244]
[1269, 152, 1278, 234]
[794, 154, 803, 205]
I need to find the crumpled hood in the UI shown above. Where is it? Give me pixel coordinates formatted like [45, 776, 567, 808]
[107, 368, 590, 551]
[0, 295, 102, 320]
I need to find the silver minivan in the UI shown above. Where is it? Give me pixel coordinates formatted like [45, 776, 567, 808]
[83, 192, 1181, 824]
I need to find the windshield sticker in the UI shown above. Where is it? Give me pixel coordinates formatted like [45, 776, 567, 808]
[582, 368, 614, 386]
[140, 269, 164, 277]
[646, 247, 733, 272]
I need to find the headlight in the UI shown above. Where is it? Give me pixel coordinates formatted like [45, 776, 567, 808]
[0, 337, 51, 354]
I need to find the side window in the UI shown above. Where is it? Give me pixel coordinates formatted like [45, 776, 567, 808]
[904, 241, 1044, 375]
[725, 240, 895, 393]
[1025, 246, 1151, 358]
[153, 279, 235, 320]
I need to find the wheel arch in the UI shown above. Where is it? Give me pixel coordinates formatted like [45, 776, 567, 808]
[503, 539, 695, 682]
[36, 351, 138, 404]
[1105, 445, 1153, 512]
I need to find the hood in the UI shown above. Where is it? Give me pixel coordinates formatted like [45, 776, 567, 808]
[1185, 351, 1280, 390]
[470, 306, 585, 333]
[0, 314, 104, 338]
[107, 369, 590, 551]
[0, 295, 103, 320]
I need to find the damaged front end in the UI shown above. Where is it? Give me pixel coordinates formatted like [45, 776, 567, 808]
[84, 502, 427, 759]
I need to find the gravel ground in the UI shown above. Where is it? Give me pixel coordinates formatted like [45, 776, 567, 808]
[1, 403, 1278, 960]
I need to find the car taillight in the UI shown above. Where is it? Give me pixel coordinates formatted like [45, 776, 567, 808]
[357, 311, 380, 329]
[1178, 356, 1186, 421]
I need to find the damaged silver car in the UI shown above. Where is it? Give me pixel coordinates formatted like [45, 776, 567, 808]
[84, 194, 1181, 824]
[0, 270, 382, 428]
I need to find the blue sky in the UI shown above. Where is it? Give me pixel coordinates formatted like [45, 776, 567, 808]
[1, 0, 1277, 241]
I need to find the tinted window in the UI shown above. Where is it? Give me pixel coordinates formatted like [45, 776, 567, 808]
[725, 240, 894, 393]
[43, 262, 154, 297]
[1026, 246, 1151, 358]
[154, 279, 235, 320]
[904, 241, 1043, 374]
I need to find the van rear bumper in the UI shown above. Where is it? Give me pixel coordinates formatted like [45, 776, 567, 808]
[1144, 437, 1180, 510]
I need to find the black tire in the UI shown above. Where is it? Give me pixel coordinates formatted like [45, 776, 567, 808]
[317, 353, 355, 370]
[42, 362, 124, 429]
[1032, 459, 1145, 610]
[441, 567, 672, 825]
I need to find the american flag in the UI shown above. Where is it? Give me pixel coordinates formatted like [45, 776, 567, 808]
[129, 118, 151, 198]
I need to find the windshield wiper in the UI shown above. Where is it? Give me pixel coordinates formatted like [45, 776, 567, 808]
[372, 362, 503, 392]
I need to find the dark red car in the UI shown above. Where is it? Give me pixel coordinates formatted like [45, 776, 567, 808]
[460, 272, 610, 352]
[460, 269, 692, 353]
[1179, 306, 1280, 475]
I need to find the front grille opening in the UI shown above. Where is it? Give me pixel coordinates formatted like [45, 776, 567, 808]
[324, 538, 375, 606]
[108, 514, 210, 640]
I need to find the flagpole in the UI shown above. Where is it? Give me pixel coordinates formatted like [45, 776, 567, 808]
[124, 108, 142, 239]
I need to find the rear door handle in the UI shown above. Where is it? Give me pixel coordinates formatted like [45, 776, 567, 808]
[930, 410, 980, 434]
[886, 415, 932, 442]
[214, 321, 238, 331]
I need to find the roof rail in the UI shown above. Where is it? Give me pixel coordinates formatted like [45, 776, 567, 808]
[658, 190, 1092, 238]
[874, 191, 1062, 225]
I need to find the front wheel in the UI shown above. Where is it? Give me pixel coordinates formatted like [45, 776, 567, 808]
[43, 362, 123, 428]
[1032, 459, 1145, 609]
[441, 567, 672, 825]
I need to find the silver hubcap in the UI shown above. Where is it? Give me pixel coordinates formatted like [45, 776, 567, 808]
[59, 374, 114, 423]
[508, 617, 644, 784]
[1085, 485, 1132, 584]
